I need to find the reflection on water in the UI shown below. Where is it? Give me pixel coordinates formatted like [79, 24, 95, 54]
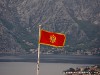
[0, 62, 93, 75]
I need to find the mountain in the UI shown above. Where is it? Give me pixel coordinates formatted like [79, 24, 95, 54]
[0, 0, 100, 54]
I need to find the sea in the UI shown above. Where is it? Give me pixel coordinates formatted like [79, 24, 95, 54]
[0, 54, 100, 75]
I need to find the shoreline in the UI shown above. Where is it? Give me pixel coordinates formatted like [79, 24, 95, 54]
[0, 54, 100, 64]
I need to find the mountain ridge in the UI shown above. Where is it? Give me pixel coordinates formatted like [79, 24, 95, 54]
[0, 0, 100, 54]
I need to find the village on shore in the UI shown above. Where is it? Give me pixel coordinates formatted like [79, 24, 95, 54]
[63, 65, 100, 75]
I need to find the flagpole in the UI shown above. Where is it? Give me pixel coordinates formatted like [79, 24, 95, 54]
[37, 25, 41, 75]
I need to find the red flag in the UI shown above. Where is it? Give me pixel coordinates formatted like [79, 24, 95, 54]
[39, 30, 66, 47]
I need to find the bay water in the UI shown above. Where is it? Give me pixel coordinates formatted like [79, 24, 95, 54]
[0, 55, 100, 75]
[0, 62, 93, 75]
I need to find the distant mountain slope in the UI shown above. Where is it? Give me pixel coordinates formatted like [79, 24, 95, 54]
[0, 0, 100, 54]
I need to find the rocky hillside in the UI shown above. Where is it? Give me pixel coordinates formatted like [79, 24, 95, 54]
[0, 0, 100, 54]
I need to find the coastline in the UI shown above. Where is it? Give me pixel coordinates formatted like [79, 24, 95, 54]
[0, 54, 100, 64]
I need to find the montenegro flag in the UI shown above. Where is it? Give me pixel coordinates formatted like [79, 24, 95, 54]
[39, 30, 66, 47]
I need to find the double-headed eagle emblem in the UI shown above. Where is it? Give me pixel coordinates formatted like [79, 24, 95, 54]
[50, 35, 56, 43]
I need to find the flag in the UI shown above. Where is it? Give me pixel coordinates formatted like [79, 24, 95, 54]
[39, 30, 66, 47]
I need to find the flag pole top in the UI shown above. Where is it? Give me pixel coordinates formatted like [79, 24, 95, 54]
[39, 25, 41, 27]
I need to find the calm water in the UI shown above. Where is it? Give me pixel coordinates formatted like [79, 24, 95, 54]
[0, 62, 93, 75]
[0, 55, 100, 75]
